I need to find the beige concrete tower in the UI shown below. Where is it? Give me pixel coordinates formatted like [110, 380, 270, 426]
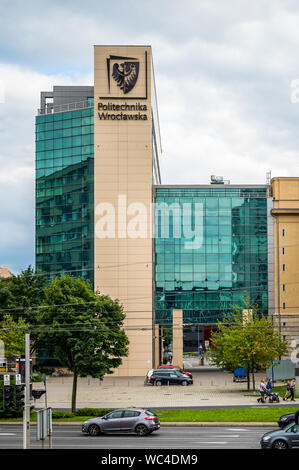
[93, 46, 161, 376]
[271, 177, 299, 359]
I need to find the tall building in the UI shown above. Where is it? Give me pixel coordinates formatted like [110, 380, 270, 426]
[35, 45, 298, 375]
[36, 46, 162, 375]
[271, 177, 299, 355]
[154, 184, 271, 360]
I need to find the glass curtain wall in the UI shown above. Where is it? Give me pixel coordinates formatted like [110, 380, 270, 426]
[154, 187, 268, 326]
[35, 107, 94, 285]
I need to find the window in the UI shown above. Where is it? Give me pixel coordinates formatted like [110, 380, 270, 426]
[282, 247, 285, 255]
[283, 302, 286, 310]
[107, 411, 123, 419]
[282, 229, 285, 237]
[283, 284, 286, 292]
[123, 411, 140, 418]
[282, 264, 286, 272]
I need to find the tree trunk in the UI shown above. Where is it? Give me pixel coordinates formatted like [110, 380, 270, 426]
[71, 372, 78, 414]
[252, 367, 255, 392]
[247, 365, 250, 390]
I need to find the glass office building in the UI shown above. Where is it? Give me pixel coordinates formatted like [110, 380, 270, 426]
[35, 100, 94, 285]
[154, 185, 269, 346]
[34, 53, 273, 367]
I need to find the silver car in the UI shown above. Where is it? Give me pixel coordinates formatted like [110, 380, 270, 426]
[261, 422, 299, 449]
[82, 409, 160, 437]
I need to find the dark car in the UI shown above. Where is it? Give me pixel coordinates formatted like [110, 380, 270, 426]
[278, 412, 296, 428]
[261, 422, 299, 449]
[82, 409, 160, 436]
[157, 365, 193, 379]
[148, 369, 193, 386]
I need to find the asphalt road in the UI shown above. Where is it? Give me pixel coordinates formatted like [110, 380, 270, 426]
[0, 424, 274, 449]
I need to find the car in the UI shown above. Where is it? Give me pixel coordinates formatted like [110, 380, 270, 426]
[278, 412, 296, 428]
[147, 369, 193, 386]
[82, 409, 160, 437]
[157, 365, 193, 379]
[261, 422, 299, 449]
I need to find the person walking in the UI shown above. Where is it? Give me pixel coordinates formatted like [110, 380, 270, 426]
[283, 381, 291, 401]
[265, 378, 274, 402]
[290, 378, 296, 401]
[266, 378, 273, 392]
[257, 379, 267, 403]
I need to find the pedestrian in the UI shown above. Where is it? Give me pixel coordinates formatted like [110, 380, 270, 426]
[257, 379, 267, 403]
[266, 378, 273, 392]
[290, 378, 296, 401]
[265, 378, 273, 402]
[283, 381, 291, 401]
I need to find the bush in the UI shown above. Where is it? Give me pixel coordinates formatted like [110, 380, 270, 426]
[52, 411, 75, 419]
[75, 408, 115, 417]
[0, 409, 23, 419]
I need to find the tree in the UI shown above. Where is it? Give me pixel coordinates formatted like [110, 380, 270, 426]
[0, 315, 29, 359]
[0, 266, 47, 351]
[36, 275, 129, 412]
[208, 297, 288, 390]
[0, 266, 47, 315]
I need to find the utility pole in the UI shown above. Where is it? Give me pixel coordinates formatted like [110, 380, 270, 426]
[23, 333, 30, 449]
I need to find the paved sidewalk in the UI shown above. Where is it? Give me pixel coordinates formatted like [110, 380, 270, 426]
[33, 368, 293, 410]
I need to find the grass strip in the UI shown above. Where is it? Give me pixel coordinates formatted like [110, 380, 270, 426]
[0, 407, 296, 423]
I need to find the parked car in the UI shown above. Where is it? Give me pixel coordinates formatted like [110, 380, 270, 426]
[278, 412, 296, 428]
[260, 422, 299, 449]
[144, 369, 159, 384]
[147, 369, 193, 386]
[157, 365, 193, 379]
[144, 368, 182, 385]
[82, 409, 160, 436]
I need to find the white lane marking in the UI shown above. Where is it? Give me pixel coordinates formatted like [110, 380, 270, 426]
[226, 428, 248, 431]
[191, 441, 228, 444]
[0, 433, 16, 436]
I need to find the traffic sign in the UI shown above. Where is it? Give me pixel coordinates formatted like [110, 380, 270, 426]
[3, 374, 10, 386]
[15, 374, 21, 385]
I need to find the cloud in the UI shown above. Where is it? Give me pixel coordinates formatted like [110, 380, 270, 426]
[1, 1, 299, 272]
[0, 62, 92, 273]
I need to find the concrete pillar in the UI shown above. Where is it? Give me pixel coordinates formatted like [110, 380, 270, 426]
[172, 309, 183, 368]
[154, 324, 162, 368]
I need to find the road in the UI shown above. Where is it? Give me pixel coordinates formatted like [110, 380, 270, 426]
[0, 424, 274, 449]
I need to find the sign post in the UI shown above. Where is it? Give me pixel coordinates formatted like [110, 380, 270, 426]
[36, 408, 52, 449]
[23, 333, 30, 449]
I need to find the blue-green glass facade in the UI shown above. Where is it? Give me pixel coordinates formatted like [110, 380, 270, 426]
[154, 186, 269, 325]
[35, 107, 94, 284]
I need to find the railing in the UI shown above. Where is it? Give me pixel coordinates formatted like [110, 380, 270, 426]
[38, 99, 94, 115]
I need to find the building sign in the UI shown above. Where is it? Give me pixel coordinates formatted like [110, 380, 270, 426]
[99, 51, 148, 101]
[97, 51, 149, 121]
[109, 56, 139, 94]
[97, 101, 148, 121]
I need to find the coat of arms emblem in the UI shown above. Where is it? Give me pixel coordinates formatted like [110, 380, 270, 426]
[107, 56, 139, 95]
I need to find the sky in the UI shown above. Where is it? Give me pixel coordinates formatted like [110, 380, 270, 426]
[1, 0, 299, 273]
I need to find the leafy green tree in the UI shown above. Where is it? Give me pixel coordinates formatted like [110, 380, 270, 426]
[208, 297, 288, 390]
[0, 266, 47, 351]
[36, 275, 129, 412]
[0, 266, 47, 314]
[0, 314, 29, 359]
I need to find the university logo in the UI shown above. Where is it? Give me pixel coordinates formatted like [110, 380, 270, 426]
[107, 55, 139, 95]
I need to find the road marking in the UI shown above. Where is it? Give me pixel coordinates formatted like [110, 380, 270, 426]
[0, 433, 16, 436]
[192, 441, 228, 444]
[226, 428, 247, 431]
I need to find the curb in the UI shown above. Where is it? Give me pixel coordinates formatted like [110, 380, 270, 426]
[0, 421, 278, 427]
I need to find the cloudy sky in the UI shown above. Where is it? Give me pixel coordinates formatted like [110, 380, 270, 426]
[1, 0, 299, 273]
